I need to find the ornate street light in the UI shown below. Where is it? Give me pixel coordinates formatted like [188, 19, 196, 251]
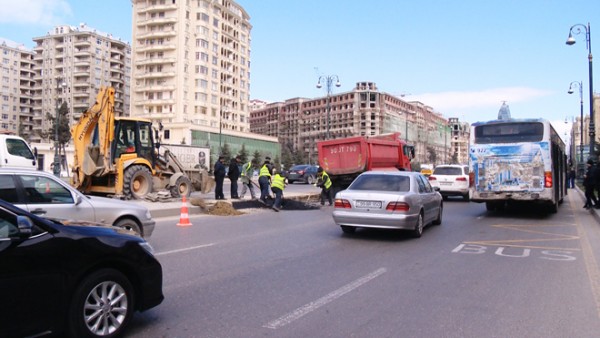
[568, 81, 584, 170]
[316, 75, 340, 139]
[566, 22, 595, 160]
[53, 79, 67, 177]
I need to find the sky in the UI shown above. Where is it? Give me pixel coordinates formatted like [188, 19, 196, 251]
[1, 0, 599, 148]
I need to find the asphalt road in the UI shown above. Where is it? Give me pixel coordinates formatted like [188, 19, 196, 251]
[126, 190, 600, 338]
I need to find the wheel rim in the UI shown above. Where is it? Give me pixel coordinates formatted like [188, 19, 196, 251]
[83, 281, 128, 336]
[416, 215, 423, 234]
[133, 175, 150, 195]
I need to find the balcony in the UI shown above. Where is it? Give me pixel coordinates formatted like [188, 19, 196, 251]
[135, 71, 176, 80]
[136, 16, 177, 27]
[137, 57, 176, 66]
[137, 43, 176, 53]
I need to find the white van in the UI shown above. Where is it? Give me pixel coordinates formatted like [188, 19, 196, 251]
[0, 134, 37, 169]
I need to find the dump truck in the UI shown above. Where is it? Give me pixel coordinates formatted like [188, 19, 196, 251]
[317, 132, 414, 192]
[70, 86, 214, 200]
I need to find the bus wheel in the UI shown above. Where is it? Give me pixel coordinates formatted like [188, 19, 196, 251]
[547, 202, 558, 214]
[485, 202, 496, 211]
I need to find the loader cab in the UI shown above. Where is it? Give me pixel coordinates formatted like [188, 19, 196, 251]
[112, 118, 156, 166]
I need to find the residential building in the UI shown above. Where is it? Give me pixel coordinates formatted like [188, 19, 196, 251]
[0, 39, 35, 138]
[448, 117, 470, 164]
[249, 81, 467, 166]
[31, 23, 131, 143]
[131, 0, 277, 163]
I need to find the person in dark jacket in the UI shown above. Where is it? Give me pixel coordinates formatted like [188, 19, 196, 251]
[568, 166, 576, 189]
[214, 155, 226, 200]
[228, 155, 241, 199]
[583, 159, 598, 209]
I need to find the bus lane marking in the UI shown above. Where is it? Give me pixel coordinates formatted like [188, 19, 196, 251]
[263, 268, 387, 329]
[462, 221, 580, 251]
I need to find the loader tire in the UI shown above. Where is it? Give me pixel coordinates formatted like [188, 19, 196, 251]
[170, 175, 192, 198]
[123, 165, 153, 200]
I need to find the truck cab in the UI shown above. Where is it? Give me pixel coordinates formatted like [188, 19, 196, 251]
[0, 134, 37, 169]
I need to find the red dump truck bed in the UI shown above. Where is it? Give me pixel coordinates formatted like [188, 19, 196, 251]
[318, 133, 412, 176]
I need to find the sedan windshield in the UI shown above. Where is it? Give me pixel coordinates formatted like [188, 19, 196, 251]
[349, 175, 410, 192]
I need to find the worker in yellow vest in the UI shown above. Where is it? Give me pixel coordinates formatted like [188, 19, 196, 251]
[316, 167, 333, 206]
[271, 170, 288, 212]
[258, 156, 273, 204]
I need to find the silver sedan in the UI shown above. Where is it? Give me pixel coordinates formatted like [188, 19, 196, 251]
[332, 171, 443, 237]
[0, 169, 156, 237]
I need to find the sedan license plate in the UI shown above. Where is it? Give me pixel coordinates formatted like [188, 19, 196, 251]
[355, 200, 382, 209]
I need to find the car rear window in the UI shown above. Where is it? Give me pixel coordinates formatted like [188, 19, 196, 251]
[350, 175, 410, 192]
[433, 167, 463, 175]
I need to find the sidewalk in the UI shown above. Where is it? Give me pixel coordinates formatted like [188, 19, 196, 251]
[574, 185, 600, 223]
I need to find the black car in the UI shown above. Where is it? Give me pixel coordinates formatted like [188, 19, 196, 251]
[0, 198, 163, 338]
[288, 164, 319, 184]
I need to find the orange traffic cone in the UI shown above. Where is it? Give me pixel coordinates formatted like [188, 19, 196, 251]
[177, 195, 192, 227]
[45, 182, 50, 193]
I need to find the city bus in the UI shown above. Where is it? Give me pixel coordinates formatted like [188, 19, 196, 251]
[468, 118, 567, 213]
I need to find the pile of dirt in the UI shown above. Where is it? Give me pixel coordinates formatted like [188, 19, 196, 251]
[206, 200, 244, 216]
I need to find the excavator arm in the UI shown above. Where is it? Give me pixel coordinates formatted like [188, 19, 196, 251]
[70, 87, 115, 189]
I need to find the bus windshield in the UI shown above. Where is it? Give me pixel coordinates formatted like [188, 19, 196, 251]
[474, 122, 544, 144]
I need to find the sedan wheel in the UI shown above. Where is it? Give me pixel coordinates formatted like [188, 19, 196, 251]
[69, 269, 134, 338]
[307, 175, 316, 185]
[114, 218, 142, 237]
[432, 205, 443, 225]
[412, 213, 424, 238]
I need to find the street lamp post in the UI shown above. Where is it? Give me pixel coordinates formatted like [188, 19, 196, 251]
[53, 80, 66, 177]
[316, 75, 340, 139]
[568, 81, 584, 171]
[566, 22, 595, 160]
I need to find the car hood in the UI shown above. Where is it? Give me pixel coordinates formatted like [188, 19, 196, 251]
[83, 195, 148, 211]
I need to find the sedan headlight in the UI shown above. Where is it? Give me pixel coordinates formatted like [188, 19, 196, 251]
[138, 241, 155, 256]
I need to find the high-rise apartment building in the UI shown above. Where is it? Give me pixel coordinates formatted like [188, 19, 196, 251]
[131, 0, 254, 150]
[250, 81, 464, 166]
[31, 24, 131, 142]
[0, 39, 36, 138]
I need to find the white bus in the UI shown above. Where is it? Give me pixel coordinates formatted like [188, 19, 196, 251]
[469, 118, 567, 213]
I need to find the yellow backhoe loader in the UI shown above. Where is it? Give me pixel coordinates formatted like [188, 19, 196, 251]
[70, 87, 214, 199]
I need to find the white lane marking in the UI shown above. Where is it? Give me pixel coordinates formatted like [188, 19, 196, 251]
[263, 267, 387, 329]
[155, 243, 215, 256]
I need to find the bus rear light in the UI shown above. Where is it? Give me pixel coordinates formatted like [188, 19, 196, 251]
[334, 199, 352, 209]
[469, 172, 475, 187]
[544, 171, 552, 188]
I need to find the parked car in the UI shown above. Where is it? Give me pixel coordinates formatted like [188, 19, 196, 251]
[0, 168, 156, 237]
[428, 164, 470, 201]
[332, 171, 443, 237]
[288, 164, 319, 184]
[0, 198, 163, 338]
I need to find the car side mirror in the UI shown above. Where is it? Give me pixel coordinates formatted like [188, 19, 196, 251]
[75, 195, 83, 206]
[17, 215, 33, 238]
[433, 186, 440, 192]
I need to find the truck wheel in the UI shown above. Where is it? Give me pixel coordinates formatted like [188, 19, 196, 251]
[123, 165, 153, 200]
[68, 268, 134, 338]
[170, 175, 192, 198]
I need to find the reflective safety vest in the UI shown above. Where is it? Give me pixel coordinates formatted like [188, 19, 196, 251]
[271, 174, 286, 190]
[259, 164, 271, 177]
[241, 162, 253, 177]
[322, 171, 332, 189]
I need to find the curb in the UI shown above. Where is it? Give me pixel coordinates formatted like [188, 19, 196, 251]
[573, 185, 600, 224]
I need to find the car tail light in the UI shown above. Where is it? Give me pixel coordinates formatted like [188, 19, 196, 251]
[386, 202, 409, 211]
[428, 176, 437, 181]
[456, 177, 467, 181]
[544, 171, 552, 188]
[334, 199, 352, 209]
